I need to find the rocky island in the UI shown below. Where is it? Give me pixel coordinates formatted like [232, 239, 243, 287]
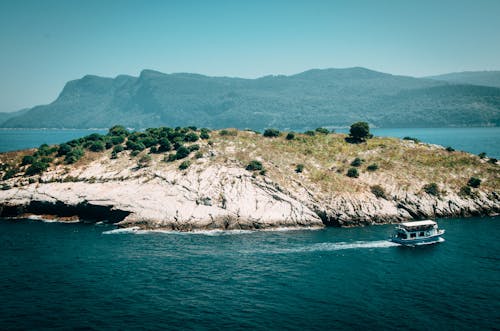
[0, 124, 498, 231]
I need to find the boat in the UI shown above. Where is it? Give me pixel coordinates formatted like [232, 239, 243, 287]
[390, 220, 445, 246]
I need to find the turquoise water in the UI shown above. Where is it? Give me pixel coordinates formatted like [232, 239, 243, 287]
[1, 127, 499, 157]
[0, 217, 499, 330]
[0, 129, 107, 152]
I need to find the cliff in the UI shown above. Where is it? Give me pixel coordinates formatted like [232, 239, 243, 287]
[0, 128, 498, 230]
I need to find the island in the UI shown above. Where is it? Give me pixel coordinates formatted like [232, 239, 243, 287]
[0, 124, 498, 231]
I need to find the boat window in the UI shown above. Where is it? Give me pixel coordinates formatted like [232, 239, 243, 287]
[410, 233, 416, 238]
[419, 232, 425, 236]
[398, 233, 407, 239]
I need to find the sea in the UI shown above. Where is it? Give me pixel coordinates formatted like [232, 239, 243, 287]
[0, 128, 499, 330]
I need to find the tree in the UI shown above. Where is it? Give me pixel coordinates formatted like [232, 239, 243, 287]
[263, 128, 280, 137]
[347, 122, 372, 143]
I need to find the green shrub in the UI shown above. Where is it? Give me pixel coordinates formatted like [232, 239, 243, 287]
[304, 130, 315, 136]
[64, 147, 84, 164]
[315, 127, 329, 134]
[467, 177, 481, 188]
[350, 157, 364, 167]
[367, 163, 379, 171]
[459, 186, 472, 197]
[21, 155, 36, 166]
[89, 141, 105, 152]
[200, 131, 210, 140]
[1, 184, 11, 190]
[25, 161, 49, 176]
[57, 143, 72, 156]
[126, 140, 146, 151]
[403, 137, 421, 143]
[165, 154, 177, 162]
[423, 183, 440, 196]
[295, 164, 304, 173]
[108, 125, 129, 136]
[130, 150, 140, 157]
[113, 145, 124, 153]
[445, 146, 455, 152]
[259, 169, 267, 176]
[110, 135, 125, 145]
[185, 132, 199, 142]
[263, 128, 280, 137]
[175, 146, 191, 159]
[149, 146, 158, 154]
[188, 144, 200, 152]
[2, 168, 17, 180]
[110, 151, 118, 159]
[346, 168, 359, 178]
[286, 132, 295, 140]
[35, 144, 56, 157]
[478, 152, 487, 159]
[371, 185, 386, 199]
[246, 160, 263, 171]
[158, 138, 172, 152]
[488, 158, 497, 164]
[195, 151, 203, 159]
[179, 160, 191, 170]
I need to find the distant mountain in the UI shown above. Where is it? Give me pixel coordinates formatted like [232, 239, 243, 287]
[427, 71, 500, 88]
[0, 108, 30, 124]
[1, 67, 499, 129]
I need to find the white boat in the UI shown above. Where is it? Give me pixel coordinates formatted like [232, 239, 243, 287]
[390, 220, 445, 246]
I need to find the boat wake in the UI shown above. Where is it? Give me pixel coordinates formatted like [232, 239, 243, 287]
[243, 240, 401, 254]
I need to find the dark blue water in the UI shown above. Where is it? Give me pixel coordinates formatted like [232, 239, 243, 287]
[1, 127, 499, 157]
[0, 129, 107, 152]
[0, 217, 499, 330]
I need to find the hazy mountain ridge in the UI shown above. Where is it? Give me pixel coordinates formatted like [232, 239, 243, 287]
[2, 67, 500, 129]
[427, 71, 500, 88]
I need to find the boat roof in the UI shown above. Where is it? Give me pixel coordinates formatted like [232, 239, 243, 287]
[400, 220, 436, 227]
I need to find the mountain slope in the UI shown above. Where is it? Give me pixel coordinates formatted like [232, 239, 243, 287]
[2, 68, 500, 129]
[427, 71, 500, 88]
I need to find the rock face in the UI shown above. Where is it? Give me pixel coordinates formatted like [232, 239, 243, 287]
[1, 131, 499, 230]
[0, 163, 324, 230]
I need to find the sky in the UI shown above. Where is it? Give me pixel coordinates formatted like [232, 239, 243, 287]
[1, 0, 500, 112]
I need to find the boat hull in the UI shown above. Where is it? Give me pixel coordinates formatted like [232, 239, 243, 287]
[390, 230, 445, 246]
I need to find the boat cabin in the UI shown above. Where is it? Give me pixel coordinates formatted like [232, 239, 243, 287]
[393, 220, 438, 240]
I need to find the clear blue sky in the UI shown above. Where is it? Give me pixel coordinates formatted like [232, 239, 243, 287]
[1, 0, 499, 112]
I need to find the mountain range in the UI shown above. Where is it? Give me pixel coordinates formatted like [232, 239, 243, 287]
[1, 68, 499, 129]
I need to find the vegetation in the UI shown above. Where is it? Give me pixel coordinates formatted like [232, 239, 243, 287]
[246, 160, 263, 171]
[263, 128, 280, 138]
[350, 157, 364, 167]
[467, 177, 481, 188]
[371, 185, 386, 199]
[478, 152, 487, 159]
[403, 137, 421, 143]
[347, 122, 372, 143]
[179, 160, 191, 170]
[445, 146, 455, 152]
[315, 127, 330, 134]
[286, 132, 295, 140]
[423, 183, 440, 197]
[1, 124, 498, 204]
[346, 168, 359, 178]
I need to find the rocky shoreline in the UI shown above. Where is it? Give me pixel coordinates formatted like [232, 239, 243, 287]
[1, 162, 498, 231]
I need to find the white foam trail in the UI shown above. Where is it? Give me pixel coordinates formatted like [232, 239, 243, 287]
[102, 226, 141, 234]
[27, 215, 80, 223]
[254, 240, 400, 254]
